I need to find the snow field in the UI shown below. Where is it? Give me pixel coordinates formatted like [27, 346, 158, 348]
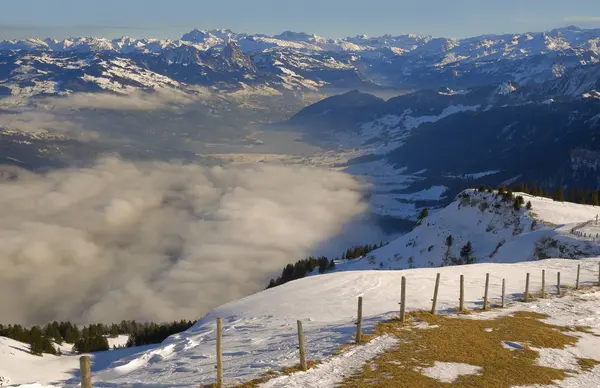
[73, 258, 600, 387]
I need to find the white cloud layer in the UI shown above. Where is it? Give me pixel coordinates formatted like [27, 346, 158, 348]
[37, 89, 199, 111]
[0, 89, 208, 141]
[0, 157, 369, 325]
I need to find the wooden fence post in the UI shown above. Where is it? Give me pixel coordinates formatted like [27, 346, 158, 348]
[557, 272, 561, 296]
[501, 279, 506, 308]
[541, 270, 546, 298]
[459, 274, 465, 312]
[80, 356, 92, 388]
[524, 273, 530, 302]
[483, 273, 490, 310]
[400, 277, 406, 323]
[297, 320, 307, 371]
[431, 273, 440, 314]
[576, 264, 581, 290]
[216, 317, 223, 388]
[355, 296, 363, 344]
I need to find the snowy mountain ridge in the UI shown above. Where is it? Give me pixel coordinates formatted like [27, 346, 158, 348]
[3, 25, 600, 104]
[3, 26, 600, 56]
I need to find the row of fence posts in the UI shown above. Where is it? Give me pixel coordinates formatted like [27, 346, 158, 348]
[78, 263, 600, 388]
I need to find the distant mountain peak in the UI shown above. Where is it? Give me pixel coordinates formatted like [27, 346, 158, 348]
[222, 40, 256, 72]
[181, 29, 211, 43]
[274, 31, 316, 42]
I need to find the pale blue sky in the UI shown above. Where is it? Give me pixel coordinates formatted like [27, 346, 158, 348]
[2, 0, 600, 40]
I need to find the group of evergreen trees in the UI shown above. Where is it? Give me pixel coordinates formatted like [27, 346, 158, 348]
[341, 243, 384, 260]
[266, 256, 336, 289]
[266, 242, 385, 289]
[0, 324, 59, 355]
[476, 185, 531, 211]
[0, 319, 195, 356]
[126, 320, 194, 347]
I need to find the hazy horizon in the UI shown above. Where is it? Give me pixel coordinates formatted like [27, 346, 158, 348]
[1, 22, 599, 42]
[1, 0, 600, 41]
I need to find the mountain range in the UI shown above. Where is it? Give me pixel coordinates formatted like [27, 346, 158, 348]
[3, 25, 600, 101]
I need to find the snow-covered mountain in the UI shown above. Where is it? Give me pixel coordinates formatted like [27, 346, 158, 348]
[285, 65, 600, 223]
[3, 26, 600, 102]
[345, 189, 600, 271]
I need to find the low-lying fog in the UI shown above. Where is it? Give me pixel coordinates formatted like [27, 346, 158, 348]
[0, 91, 387, 325]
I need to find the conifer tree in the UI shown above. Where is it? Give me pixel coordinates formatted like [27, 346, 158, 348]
[416, 208, 429, 225]
[555, 187, 564, 202]
[592, 192, 600, 206]
[460, 242, 474, 265]
[513, 195, 525, 211]
[328, 259, 336, 270]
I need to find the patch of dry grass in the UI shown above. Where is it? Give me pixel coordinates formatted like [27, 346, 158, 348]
[518, 293, 537, 303]
[340, 311, 589, 387]
[577, 358, 600, 372]
[230, 360, 320, 387]
[281, 360, 320, 374]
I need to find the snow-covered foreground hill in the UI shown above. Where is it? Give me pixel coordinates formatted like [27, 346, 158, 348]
[6, 258, 600, 387]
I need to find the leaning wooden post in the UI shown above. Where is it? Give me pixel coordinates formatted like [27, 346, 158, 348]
[297, 320, 307, 371]
[400, 277, 406, 323]
[355, 296, 363, 343]
[459, 274, 465, 312]
[79, 355, 92, 388]
[557, 272, 561, 296]
[576, 264, 581, 290]
[431, 273, 440, 314]
[524, 273, 530, 302]
[501, 279, 506, 308]
[216, 318, 223, 388]
[483, 273, 490, 310]
[541, 270, 546, 298]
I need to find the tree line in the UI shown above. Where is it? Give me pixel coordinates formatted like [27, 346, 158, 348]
[0, 319, 195, 356]
[267, 242, 385, 289]
[507, 183, 600, 206]
[475, 182, 600, 207]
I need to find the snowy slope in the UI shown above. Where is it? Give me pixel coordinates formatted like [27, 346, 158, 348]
[0, 336, 77, 386]
[7, 258, 600, 387]
[343, 190, 600, 272]
[0, 337, 156, 387]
